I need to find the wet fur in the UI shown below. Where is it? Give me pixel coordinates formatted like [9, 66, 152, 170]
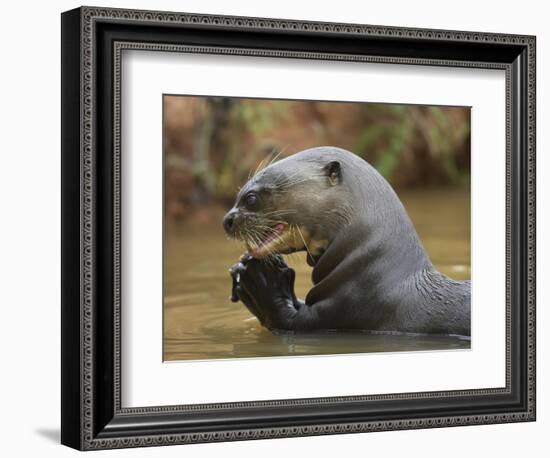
[228, 147, 471, 336]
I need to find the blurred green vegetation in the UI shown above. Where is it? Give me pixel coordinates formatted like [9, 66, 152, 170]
[164, 96, 470, 225]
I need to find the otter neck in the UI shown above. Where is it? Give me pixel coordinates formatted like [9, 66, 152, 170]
[311, 181, 433, 287]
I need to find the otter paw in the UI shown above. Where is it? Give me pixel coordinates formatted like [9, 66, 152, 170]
[229, 257, 265, 325]
[229, 258, 252, 304]
[230, 255, 298, 330]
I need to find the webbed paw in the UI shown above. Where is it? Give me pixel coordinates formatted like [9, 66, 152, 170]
[229, 254, 298, 330]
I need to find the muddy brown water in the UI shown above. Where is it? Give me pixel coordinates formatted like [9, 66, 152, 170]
[164, 188, 471, 361]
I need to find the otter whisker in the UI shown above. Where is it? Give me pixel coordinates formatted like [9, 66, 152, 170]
[294, 225, 314, 262]
[245, 226, 264, 241]
[245, 223, 286, 259]
[264, 236, 284, 260]
[274, 176, 326, 189]
[240, 226, 257, 244]
[266, 144, 290, 169]
[261, 209, 297, 217]
[275, 170, 325, 181]
[247, 231, 264, 250]
[264, 146, 291, 172]
[247, 226, 281, 251]
[252, 225, 282, 236]
[261, 209, 294, 215]
[266, 150, 283, 168]
[253, 147, 284, 178]
[256, 218, 289, 228]
[253, 222, 281, 229]
[252, 156, 269, 177]
[277, 177, 325, 187]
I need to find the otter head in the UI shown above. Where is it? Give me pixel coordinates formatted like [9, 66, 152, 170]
[223, 155, 351, 263]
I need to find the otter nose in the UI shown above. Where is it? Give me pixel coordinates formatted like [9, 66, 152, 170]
[223, 209, 239, 235]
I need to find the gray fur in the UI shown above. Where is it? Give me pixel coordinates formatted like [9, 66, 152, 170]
[227, 146, 471, 336]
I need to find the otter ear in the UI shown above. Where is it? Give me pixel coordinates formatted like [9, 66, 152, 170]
[324, 161, 341, 186]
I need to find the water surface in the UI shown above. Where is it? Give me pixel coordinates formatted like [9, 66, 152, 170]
[164, 188, 470, 361]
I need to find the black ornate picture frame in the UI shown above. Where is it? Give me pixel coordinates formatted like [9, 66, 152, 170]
[61, 6, 536, 450]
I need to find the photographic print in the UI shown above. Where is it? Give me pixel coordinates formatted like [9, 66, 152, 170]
[163, 95, 471, 361]
[62, 7, 536, 449]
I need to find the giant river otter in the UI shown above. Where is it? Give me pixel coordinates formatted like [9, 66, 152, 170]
[223, 147, 470, 336]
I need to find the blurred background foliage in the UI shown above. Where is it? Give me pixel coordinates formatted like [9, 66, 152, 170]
[164, 96, 470, 226]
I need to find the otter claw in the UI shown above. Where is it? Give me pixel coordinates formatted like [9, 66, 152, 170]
[229, 261, 246, 303]
[239, 253, 253, 264]
[230, 272, 240, 302]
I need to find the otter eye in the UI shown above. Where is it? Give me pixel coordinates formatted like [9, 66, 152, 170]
[245, 193, 258, 209]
